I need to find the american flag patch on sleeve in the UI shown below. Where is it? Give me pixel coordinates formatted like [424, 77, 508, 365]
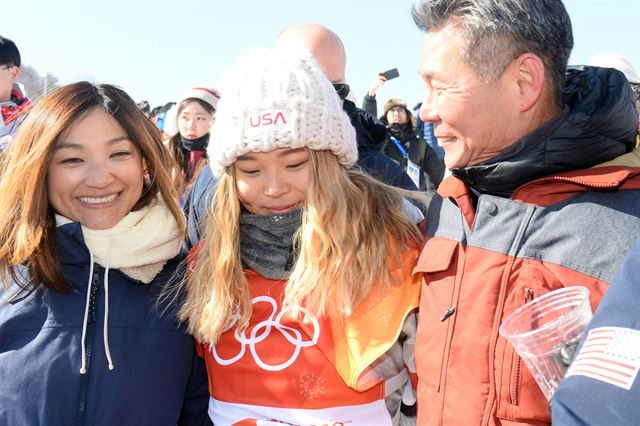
[565, 326, 640, 390]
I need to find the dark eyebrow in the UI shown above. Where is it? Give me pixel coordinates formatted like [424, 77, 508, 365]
[278, 148, 307, 157]
[236, 148, 307, 161]
[55, 136, 131, 150]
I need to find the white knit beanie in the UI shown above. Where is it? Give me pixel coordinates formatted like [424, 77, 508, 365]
[180, 87, 221, 110]
[207, 47, 358, 179]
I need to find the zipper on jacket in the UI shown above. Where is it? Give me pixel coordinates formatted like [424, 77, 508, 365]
[440, 305, 456, 322]
[509, 348, 522, 406]
[551, 175, 621, 189]
[509, 287, 535, 406]
[76, 271, 100, 426]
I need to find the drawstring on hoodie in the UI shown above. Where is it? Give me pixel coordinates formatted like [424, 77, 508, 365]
[79, 241, 115, 374]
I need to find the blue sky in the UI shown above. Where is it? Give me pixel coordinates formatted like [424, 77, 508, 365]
[5, 0, 640, 116]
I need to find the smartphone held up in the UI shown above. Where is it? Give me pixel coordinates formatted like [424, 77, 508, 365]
[380, 68, 400, 80]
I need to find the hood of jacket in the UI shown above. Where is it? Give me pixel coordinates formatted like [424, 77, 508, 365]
[451, 66, 639, 197]
[56, 221, 93, 271]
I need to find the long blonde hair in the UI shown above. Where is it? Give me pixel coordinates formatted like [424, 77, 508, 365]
[180, 149, 426, 345]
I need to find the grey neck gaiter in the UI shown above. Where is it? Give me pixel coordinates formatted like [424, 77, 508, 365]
[239, 209, 302, 280]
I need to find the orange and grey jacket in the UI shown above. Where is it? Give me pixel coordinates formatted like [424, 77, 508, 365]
[413, 66, 640, 426]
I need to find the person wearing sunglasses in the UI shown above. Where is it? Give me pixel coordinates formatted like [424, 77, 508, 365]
[275, 23, 419, 193]
[0, 35, 31, 151]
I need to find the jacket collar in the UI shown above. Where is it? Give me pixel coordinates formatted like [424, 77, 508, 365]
[511, 161, 640, 206]
[56, 221, 92, 266]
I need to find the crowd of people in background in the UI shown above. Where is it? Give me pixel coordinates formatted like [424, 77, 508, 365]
[1, 0, 640, 425]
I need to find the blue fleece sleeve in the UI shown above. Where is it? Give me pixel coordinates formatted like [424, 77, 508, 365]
[551, 239, 640, 426]
[178, 340, 212, 426]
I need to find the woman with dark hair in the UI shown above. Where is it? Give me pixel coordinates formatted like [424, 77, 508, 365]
[0, 82, 210, 425]
[165, 87, 219, 206]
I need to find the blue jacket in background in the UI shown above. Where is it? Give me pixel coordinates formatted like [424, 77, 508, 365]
[551, 239, 640, 425]
[416, 115, 445, 160]
[184, 163, 216, 250]
[0, 222, 211, 426]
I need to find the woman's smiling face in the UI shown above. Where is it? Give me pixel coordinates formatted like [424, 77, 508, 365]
[47, 107, 145, 230]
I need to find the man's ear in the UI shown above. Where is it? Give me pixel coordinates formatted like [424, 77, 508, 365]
[510, 53, 546, 112]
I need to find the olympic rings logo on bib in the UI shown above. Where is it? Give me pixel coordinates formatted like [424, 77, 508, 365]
[211, 295, 320, 371]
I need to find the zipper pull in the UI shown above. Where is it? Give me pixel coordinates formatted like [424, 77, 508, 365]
[525, 287, 534, 303]
[440, 305, 456, 322]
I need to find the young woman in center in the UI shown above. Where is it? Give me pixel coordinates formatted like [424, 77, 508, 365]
[180, 47, 425, 425]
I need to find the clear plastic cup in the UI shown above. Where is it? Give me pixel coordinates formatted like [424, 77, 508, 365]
[499, 286, 592, 400]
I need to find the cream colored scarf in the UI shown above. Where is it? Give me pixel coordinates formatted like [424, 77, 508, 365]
[55, 197, 182, 283]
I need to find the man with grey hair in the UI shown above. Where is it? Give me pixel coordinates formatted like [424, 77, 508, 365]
[411, 0, 640, 425]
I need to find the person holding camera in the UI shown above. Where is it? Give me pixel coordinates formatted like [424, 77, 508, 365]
[363, 82, 444, 195]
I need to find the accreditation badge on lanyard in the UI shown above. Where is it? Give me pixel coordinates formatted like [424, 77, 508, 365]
[406, 160, 420, 188]
[390, 136, 420, 188]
